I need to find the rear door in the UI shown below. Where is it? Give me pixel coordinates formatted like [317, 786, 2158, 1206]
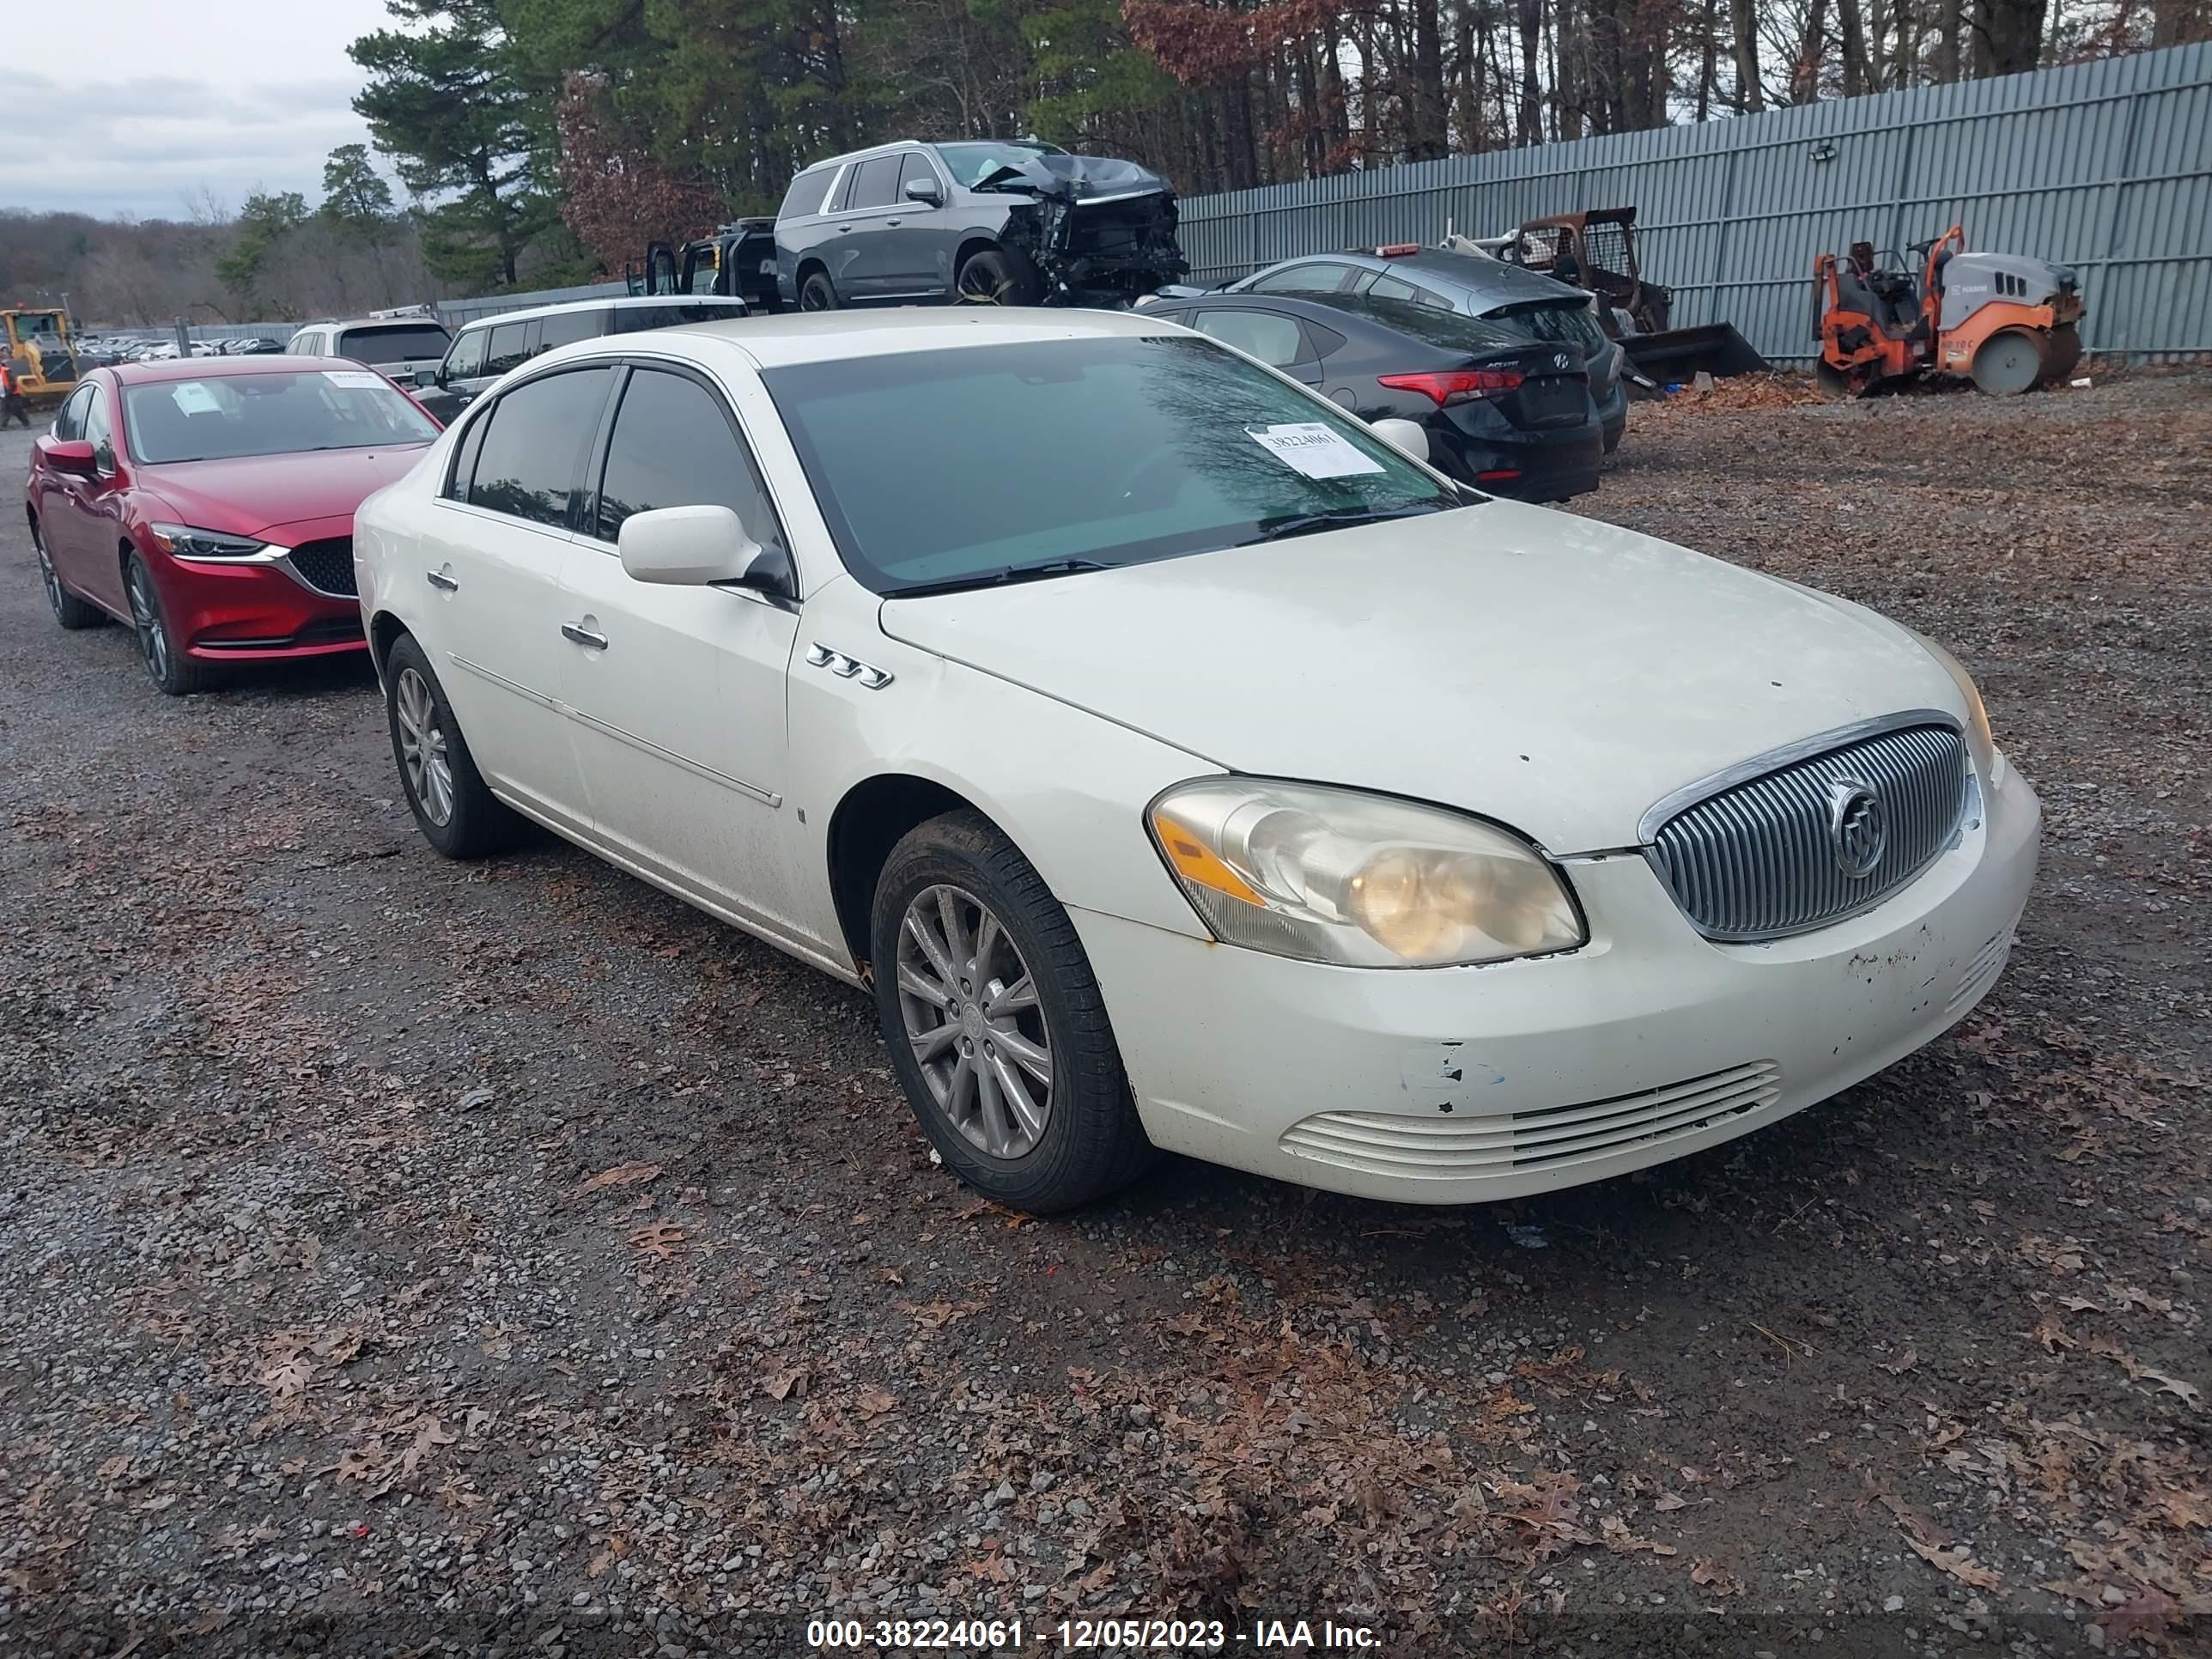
[413, 364, 617, 834]
[833, 155, 907, 301]
[556, 362, 812, 945]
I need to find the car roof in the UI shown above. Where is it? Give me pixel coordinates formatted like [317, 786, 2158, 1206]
[105, 355, 390, 385]
[456, 295, 754, 334]
[532, 307, 1188, 373]
[804, 138, 935, 171]
[1248, 249, 1584, 308]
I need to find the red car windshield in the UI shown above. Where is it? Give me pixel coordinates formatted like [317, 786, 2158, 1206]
[123, 370, 440, 465]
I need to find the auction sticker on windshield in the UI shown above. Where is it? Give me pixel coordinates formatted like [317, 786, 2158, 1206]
[1246, 422, 1384, 479]
[324, 370, 387, 390]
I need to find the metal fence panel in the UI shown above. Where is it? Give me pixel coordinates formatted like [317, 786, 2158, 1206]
[1176, 41, 2212, 363]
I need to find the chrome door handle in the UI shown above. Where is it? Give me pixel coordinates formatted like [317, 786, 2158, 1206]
[561, 623, 609, 650]
[426, 569, 459, 591]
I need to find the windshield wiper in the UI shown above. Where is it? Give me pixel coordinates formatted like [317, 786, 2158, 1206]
[1245, 502, 1453, 544]
[883, 558, 1112, 599]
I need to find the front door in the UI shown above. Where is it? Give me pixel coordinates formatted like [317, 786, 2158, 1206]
[554, 362, 811, 946]
[832, 154, 907, 301]
[412, 364, 617, 835]
[32, 384, 99, 598]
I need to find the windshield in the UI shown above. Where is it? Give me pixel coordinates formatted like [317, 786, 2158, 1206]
[763, 336, 1460, 595]
[336, 324, 451, 363]
[1490, 301, 1606, 356]
[934, 140, 1066, 188]
[124, 370, 440, 465]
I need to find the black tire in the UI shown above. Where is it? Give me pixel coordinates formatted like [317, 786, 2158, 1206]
[383, 632, 522, 860]
[871, 811, 1155, 1213]
[956, 246, 1043, 307]
[124, 553, 219, 695]
[32, 519, 102, 629]
[798, 269, 839, 312]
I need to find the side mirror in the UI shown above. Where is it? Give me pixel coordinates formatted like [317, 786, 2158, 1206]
[1368, 417, 1430, 464]
[43, 438, 97, 477]
[618, 504, 787, 597]
[902, 177, 943, 206]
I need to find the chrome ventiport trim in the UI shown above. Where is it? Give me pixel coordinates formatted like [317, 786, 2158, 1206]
[805, 641, 893, 690]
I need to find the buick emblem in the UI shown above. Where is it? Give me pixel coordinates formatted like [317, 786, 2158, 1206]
[1827, 779, 1887, 878]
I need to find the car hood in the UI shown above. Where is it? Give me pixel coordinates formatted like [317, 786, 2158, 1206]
[136, 446, 432, 541]
[975, 153, 1174, 204]
[877, 501, 1962, 854]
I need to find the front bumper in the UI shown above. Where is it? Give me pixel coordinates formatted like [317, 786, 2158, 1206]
[153, 555, 366, 662]
[1075, 756, 2039, 1204]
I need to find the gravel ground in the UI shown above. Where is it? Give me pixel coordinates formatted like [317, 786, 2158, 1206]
[0, 373, 2207, 1659]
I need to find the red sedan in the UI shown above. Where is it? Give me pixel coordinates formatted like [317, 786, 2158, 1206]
[25, 356, 441, 694]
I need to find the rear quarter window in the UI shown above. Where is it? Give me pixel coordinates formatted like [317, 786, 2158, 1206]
[779, 170, 834, 219]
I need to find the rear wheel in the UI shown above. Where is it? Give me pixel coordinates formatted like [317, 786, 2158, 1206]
[871, 811, 1154, 1212]
[957, 246, 1042, 307]
[33, 520, 102, 629]
[798, 270, 839, 312]
[125, 554, 217, 695]
[1971, 330, 2045, 397]
[384, 632, 522, 860]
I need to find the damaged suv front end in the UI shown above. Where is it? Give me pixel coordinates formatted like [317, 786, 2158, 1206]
[774, 139, 1190, 313]
[966, 149, 1190, 307]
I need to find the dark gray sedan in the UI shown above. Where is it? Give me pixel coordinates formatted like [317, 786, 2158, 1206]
[1224, 247, 1631, 453]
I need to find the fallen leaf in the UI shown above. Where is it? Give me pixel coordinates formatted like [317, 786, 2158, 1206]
[626, 1222, 687, 1261]
[1905, 1536, 2002, 1590]
[571, 1160, 662, 1198]
[1653, 1492, 1688, 1512]
[764, 1366, 808, 1401]
[2141, 1369, 2203, 1408]
[853, 1386, 897, 1419]
[1881, 1348, 1918, 1375]
[2099, 1585, 2183, 1645]
[259, 1357, 312, 1402]
[1691, 1558, 1745, 1595]
[334, 1448, 382, 1484]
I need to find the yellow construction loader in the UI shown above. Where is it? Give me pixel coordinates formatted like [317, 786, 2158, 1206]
[3, 307, 82, 406]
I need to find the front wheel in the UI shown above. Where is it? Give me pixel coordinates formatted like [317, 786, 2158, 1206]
[383, 632, 521, 859]
[125, 554, 217, 694]
[871, 811, 1154, 1212]
[1971, 330, 2045, 397]
[956, 246, 1043, 307]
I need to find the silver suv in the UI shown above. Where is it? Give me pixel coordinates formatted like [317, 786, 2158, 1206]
[773, 139, 1188, 312]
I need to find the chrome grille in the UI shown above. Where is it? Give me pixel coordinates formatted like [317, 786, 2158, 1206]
[285, 536, 357, 597]
[1646, 720, 1966, 940]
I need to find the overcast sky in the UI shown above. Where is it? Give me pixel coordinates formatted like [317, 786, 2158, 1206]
[0, 0, 399, 220]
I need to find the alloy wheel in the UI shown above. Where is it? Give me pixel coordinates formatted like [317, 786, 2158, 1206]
[127, 568, 168, 683]
[896, 884, 1054, 1159]
[36, 544, 64, 621]
[395, 666, 456, 826]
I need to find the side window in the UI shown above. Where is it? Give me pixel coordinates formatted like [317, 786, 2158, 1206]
[1303, 319, 1347, 360]
[444, 327, 488, 381]
[846, 155, 902, 210]
[1368, 272, 1455, 310]
[466, 368, 614, 529]
[53, 384, 93, 441]
[82, 386, 115, 471]
[592, 368, 786, 554]
[896, 152, 939, 198]
[779, 169, 832, 219]
[1192, 309, 1304, 368]
[483, 322, 531, 378]
[1251, 263, 1352, 295]
[444, 404, 489, 501]
[537, 309, 604, 354]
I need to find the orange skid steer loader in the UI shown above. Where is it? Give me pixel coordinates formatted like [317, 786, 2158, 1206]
[1813, 226, 2083, 397]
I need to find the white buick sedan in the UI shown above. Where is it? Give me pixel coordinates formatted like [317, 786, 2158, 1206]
[354, 310, 2039, 1212]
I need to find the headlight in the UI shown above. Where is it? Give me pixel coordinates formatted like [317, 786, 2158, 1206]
[1906, 628, 2002, 784]
[1147, 779, 1585, 968]
[149, 523, 277, 562]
